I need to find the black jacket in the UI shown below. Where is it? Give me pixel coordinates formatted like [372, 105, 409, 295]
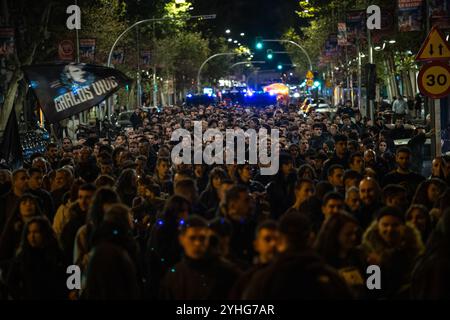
[75, 160, 100, 183]
[199, 188, 220, 212]
[243, 250, 352, 299]
[322, 152, 349, 180]
[5, 247, 67, 300]
[159, 255, 240, 300]
[60, 202, 87, 264]
[29, 188, 55, 221]
[411, 244, 450, 299]
[0, 191, 20, 234]
[51, 187, 70, 214]
[0, 216, 25, 261]
[145, 219, 182, 299]
[130, 112, 143, 129]
[353, 202, 382, 231]
[266, 172, 296, 220]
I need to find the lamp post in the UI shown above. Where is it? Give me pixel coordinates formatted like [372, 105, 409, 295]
[230, 61, 266, 68]
[105, 14, 216, 120]
[197, 52, 238, 94]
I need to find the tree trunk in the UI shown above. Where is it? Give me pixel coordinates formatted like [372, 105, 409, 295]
[128, 81, 136, 109]
[387, 54, 400, 98]
[0, 2, 53, 133]
[410, 70, 417, 95]
[402, 70, 413, 98]
[1, 0, 9, 24]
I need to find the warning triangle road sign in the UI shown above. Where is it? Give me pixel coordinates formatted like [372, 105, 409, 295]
[416, 26, 450, 61]
[306, 70, 314, 79]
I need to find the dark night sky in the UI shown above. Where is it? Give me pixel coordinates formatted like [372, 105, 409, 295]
[193, 0, 303, 68]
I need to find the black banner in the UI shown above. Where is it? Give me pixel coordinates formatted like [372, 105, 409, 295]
[23, 63, 131, 123]
[0, 109, 23, 169]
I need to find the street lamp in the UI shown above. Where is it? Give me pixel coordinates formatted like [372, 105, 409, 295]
[228, 38, 232, 42]
[106, 14, 216, 120]
[374, 40, 396, 51]
[197, 52, 238, 93]
[277, 64, 283, 70]
[240, 33, 245, 37]
[266, 49, 273, 60]
[226, 29, 231, 34]
[230, 61, 266, 68]
[233, 40, 238, 43]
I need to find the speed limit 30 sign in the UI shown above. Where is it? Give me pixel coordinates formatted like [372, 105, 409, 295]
[418, 61, 450, 99]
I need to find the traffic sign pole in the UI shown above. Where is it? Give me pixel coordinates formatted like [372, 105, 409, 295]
[415, 26, 450, 158]
[435, 99, 441, 157]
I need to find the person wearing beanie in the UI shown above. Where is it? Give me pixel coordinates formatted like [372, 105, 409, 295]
[360, 206, 424, 299]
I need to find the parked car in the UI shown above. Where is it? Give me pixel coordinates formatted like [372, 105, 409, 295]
[115, 111, 134, 129]
[310, 98, 336, 113]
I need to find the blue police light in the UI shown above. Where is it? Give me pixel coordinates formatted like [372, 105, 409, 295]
[187, 94, 193, 98]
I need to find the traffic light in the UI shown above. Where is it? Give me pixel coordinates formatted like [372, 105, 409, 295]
[255, 37, 263, 50]
[266, 49, 273, 60]
[277, 64, 283, 70]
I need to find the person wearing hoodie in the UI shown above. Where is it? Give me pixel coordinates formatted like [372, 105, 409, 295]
[361, 206, 424, 299]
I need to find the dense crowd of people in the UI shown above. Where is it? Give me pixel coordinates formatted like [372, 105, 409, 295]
[0, 101, 449, 300]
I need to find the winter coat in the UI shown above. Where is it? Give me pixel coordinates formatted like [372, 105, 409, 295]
[28, 188, 55, 221]
[5, 247, 67, 300]
[60, 202, 87, 264]
[360, 221, 424, 298]
[0, 216, 25, 261]
[159, 256, 240, 300]
[0, 191, 20, 234]
[51, 187, 70, 216]
[75, 160, 100, 183]
[242, 250, 353, 299]
[411, 244, 450, 299]
[266, 172, 296, 220]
